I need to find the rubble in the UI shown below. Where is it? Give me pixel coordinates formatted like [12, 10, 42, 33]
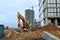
[3, 28, 41, 40]
[0, 24, 60, 40]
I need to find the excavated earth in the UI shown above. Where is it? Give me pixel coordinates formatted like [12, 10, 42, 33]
[0, 24, 60, 40]
[32, 24, 60, 38]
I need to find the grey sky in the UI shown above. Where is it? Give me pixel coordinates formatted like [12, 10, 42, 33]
[0, 0, 39, 28]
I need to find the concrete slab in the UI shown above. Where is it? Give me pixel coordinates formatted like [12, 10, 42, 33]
[42, 31, 60, 40]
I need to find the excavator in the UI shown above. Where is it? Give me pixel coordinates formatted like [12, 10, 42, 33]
[17, 12, 29, 31]
[17, 12, 26, 28]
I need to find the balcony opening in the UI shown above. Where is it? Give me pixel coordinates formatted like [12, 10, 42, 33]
[51, 19, 55, 25]
[57, 18, 60, 26]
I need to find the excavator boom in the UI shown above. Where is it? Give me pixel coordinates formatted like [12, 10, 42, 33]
[17, 12, 26, 28]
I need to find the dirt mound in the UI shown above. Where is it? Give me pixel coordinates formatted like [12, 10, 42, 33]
[31, 24, 59, 31]
[31, 24, 60, 38]
[2, 24, 60, 40]
[4, 28, 41, 40]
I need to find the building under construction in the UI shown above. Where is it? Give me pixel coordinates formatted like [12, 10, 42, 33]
[38, 0, 60, 27]
[25, 9, 35, 29]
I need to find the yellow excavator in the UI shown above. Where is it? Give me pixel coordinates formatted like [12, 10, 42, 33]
[17, 12, 26, 28]
[17, 12, 29, 31]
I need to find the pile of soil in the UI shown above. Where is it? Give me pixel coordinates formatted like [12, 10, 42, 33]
[2, 28, 41, 40]
[31, 24, 59, 31]
[0, 23, 60, 40]
[31, 24, 60, 38]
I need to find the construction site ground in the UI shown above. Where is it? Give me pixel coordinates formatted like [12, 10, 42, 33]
[0, 24, 60, 40]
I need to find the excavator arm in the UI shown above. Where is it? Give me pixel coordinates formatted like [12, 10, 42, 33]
[17, 12, 26, 28]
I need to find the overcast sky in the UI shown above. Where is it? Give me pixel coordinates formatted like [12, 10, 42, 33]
[0, 0, 39, 28]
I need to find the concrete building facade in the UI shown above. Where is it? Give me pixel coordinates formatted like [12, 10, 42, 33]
[25, 9, 35, 28]
[38, 0, 60, 27]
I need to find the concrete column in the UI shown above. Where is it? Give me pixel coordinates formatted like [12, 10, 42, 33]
[55, 19, 58, 26]
[45, 18, 48, 25]
[48, 19, 51, 23]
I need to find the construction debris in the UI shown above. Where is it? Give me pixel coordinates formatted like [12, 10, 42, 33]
[3, 28, 41, 40]
[0, 24, 60, 40]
